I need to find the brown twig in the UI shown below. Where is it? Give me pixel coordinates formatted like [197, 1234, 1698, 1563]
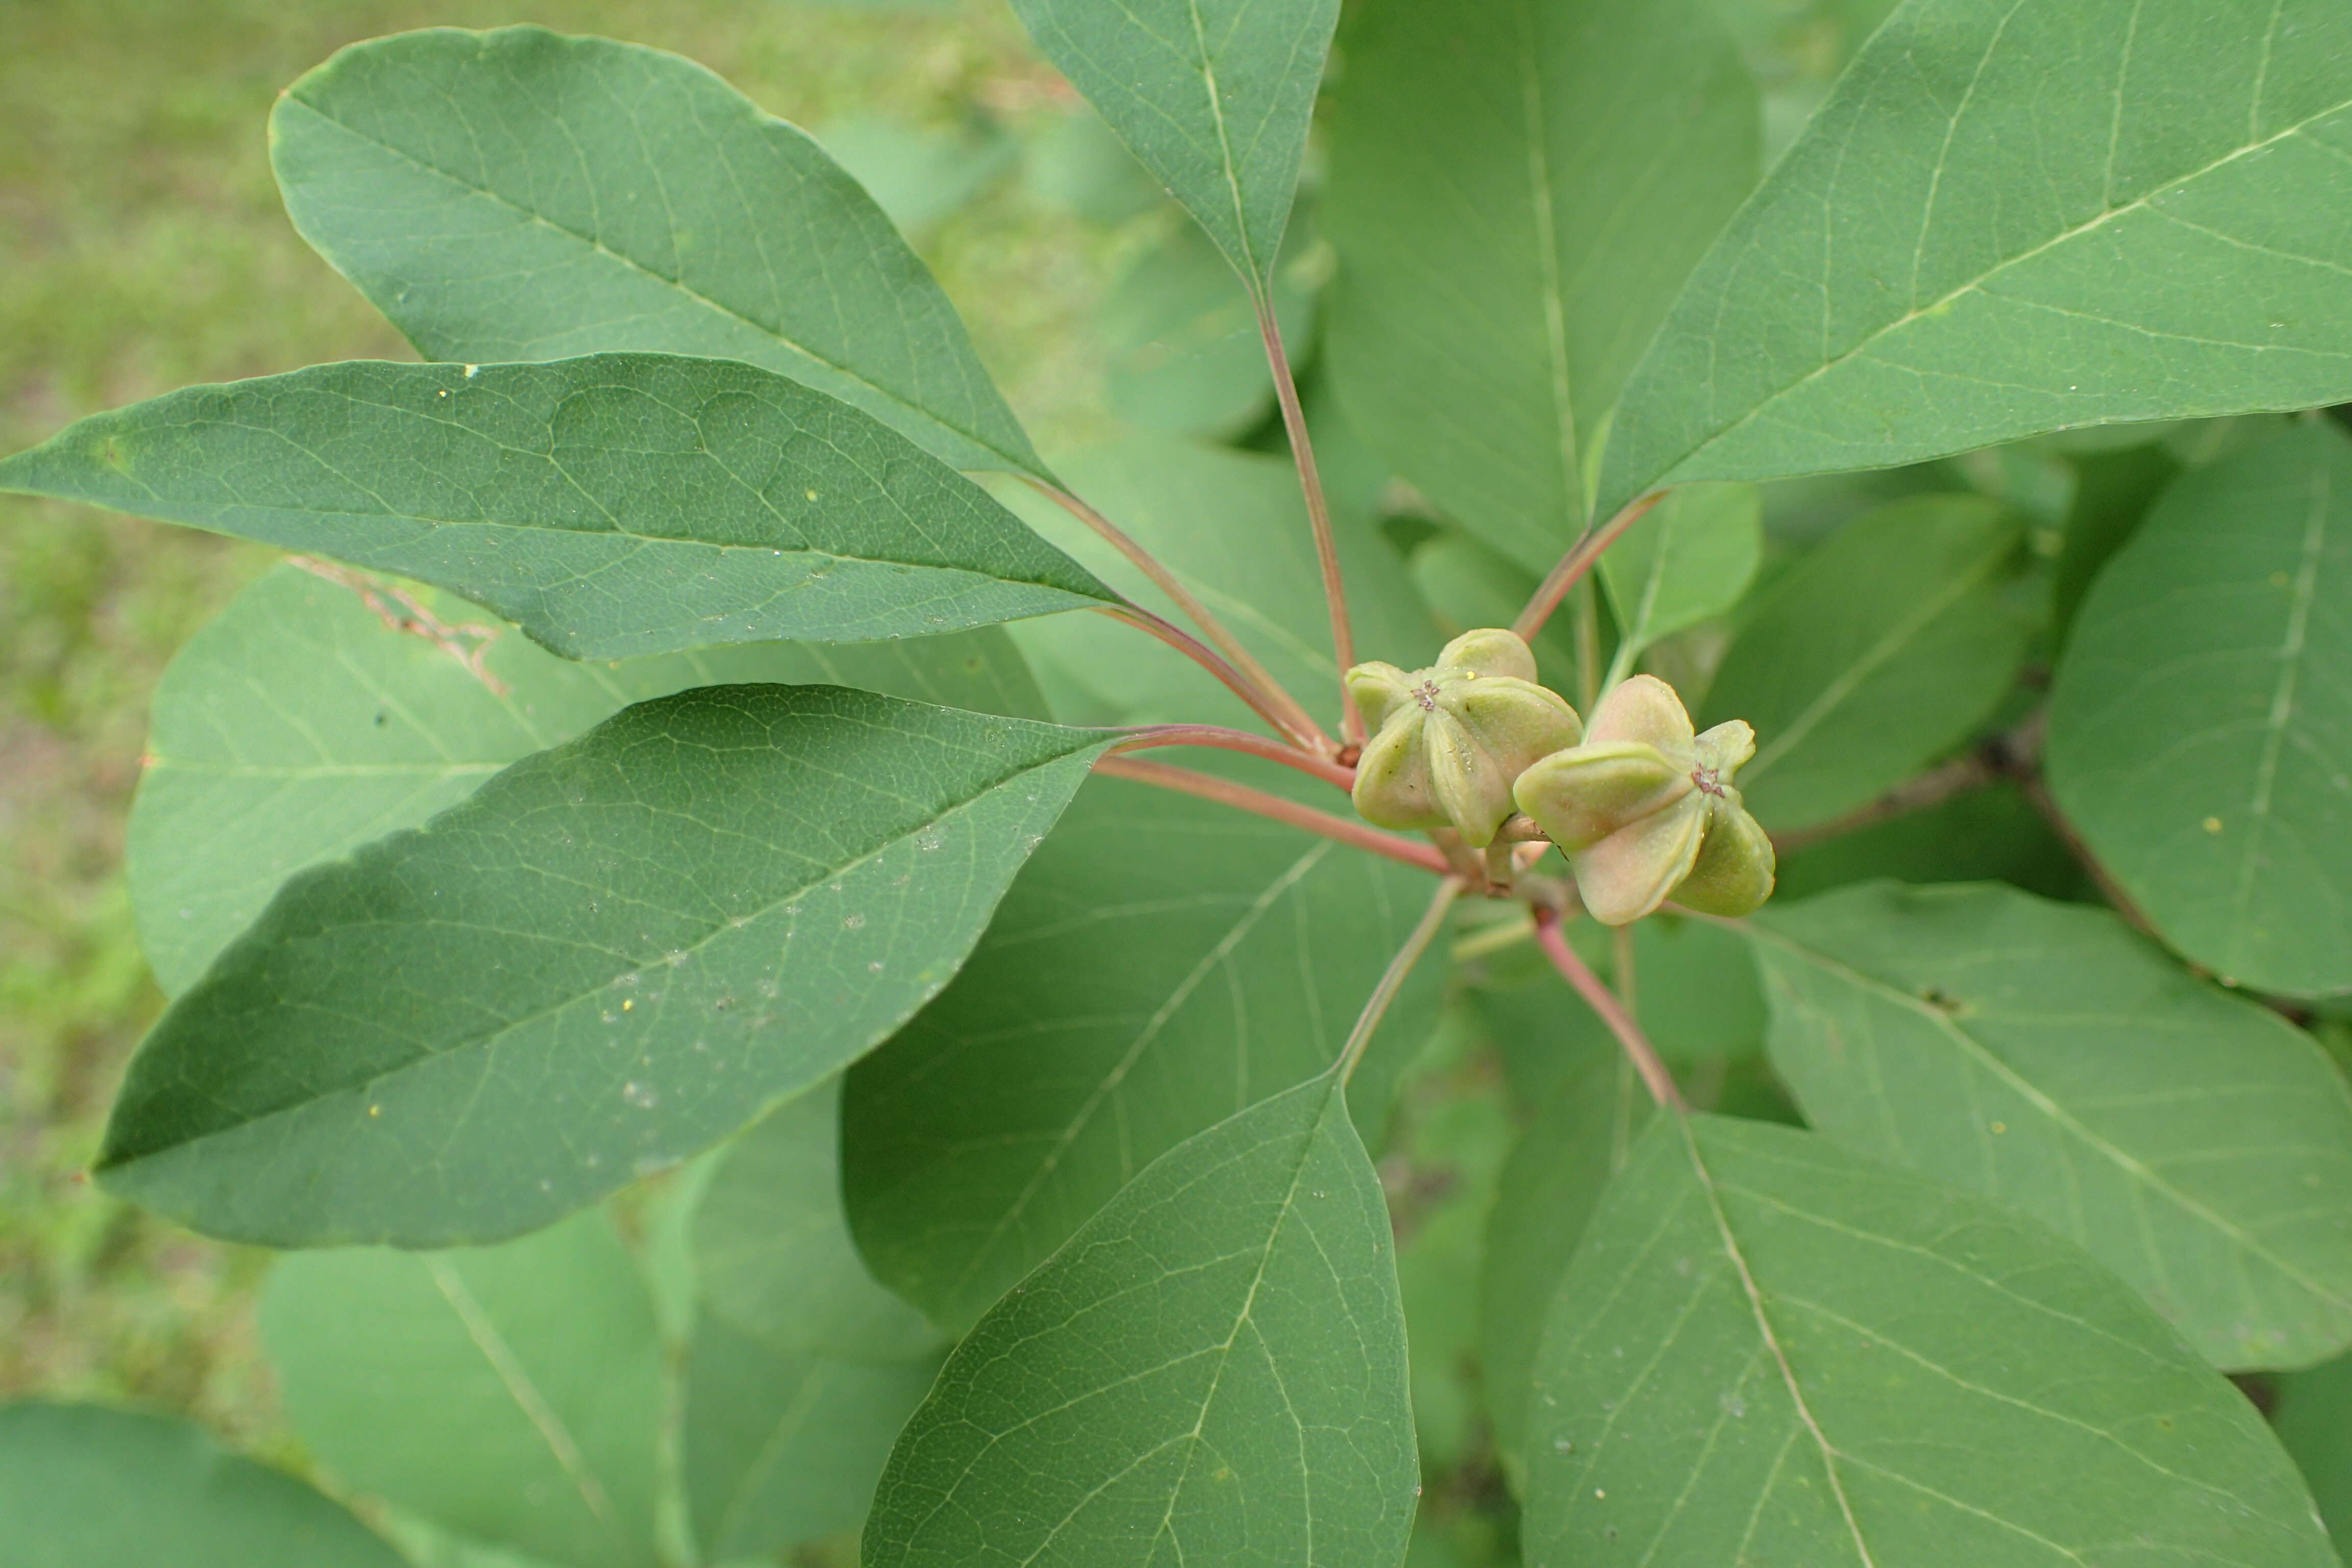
[1095, 755, 1450, 876]
[1255, 298, 1361, 748]
[1534, 906, 1682, 1109]
[1513, 491, 1667, 643]
[289, 556, 508, 695]
[1030, 478, 1330, 752]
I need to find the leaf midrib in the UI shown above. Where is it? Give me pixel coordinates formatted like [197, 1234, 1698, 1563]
[2227, 448, 2332, 964]
[279, 94, 1034, 476]
[1747, 922, 2352, 1311]
[426, 1257, 626, 1548]
[111, 738, 1101, 1169]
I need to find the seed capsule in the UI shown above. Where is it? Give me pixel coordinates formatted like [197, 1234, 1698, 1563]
[1511, 674, 1776, 924]
[1346, 628, 1582, 848]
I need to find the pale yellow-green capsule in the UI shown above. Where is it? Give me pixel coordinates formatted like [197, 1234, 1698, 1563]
[1346, 628, 1582, 848]
[1511, 673, 1775, 925]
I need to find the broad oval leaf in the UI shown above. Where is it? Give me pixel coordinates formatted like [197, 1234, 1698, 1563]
[684, 1311, 941, 1561]
[862, 1074, 1417, 1567]
[1751, 880, 2352, 1369]
[843, 763, 1441, 1332]
[1597, 482, 1762, 661]
[1598, 0, 2352, 519]
[694, 1077, 944, 1362]
[2048, 422, 2352, 997]
[96, 685, 1114, 1247]
[1322, 0, 1758, 569]
[1007, 0, 1335, 289]
[1528, 1114, 2336, 1566]
[263, 1210, 664, 1568]
[1698, 493, 2030, 830]
[0, 355, 1115, 661]
[0, 1402, 407, 1568]
[272, 26, 1045, 478]
[2273, 1351, 2352, 1550]
[131, 562, 1047, 996]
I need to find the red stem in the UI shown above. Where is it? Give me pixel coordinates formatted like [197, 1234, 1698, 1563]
[1534, 907, 1683, 1109]
[1111, 725, 1358, 790]
[1030, 478, 1332, 752]
[1255, 298, 1361, 748]
[1093, 604, 1327, 752]
[1095, 755, 1450, 876]
[1513, 491, 1669, 643]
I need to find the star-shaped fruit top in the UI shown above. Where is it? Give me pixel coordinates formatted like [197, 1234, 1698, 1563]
[1345, 628, 1583, 848]
[1511, 673, 1775, 925]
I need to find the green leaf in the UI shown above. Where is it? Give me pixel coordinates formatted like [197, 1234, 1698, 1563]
[1597, 483, 1763, 662]
[683, 1311, 941, 1561]
[271, 26, 1044, 477]
[862, 1074, 1417, 1567]
[2273, 1351, 2352, 1554]
[999, 433, 1433, 730]
[0, 1402, 407, 1568]
[0, 355, 1114, 662]
[1322, 0, 1758, 569]
[2047, 422, 2352, 996]
[1527, 1114, 2336, 1566]
[1630, 914, 1768, 1067]
[1007, 0, 1336, 289]
[694, 1077, 943, 1362]
[261, 1210, 665, 1568]
[1697, 493, 2031, 830]
[843, 763, 1441, 1332]
[1597, 0, 2352, 519]
[1751, 880, 2352, 1369]
[97, 685, 1114, 1247]
[130, 562, 1047, 996]
[1480, 1036, 1651, 1484]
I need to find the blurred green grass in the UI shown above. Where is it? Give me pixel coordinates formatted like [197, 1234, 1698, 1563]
[0, 0, 1121, 1449]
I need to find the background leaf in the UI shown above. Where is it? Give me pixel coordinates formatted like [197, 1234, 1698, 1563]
[272, 26, 1044, 477]
[683, 1311, 941, 1561]
[0, 355, 1113, 661]
[1751, 880, 2352, 1369]
[1480, 1035, 1650, 1484]
[2047, 422, 2352, 997]
[2273, 1351, 2352, 1555]
[1527, 1114, 2336, 1566]
[1698, 493, 2031, 830]
[262, 1209, 665, 1568]
[694, 1077, 943, 1362]
[1322, 0, 1758, 569]
[97, 684, 1112, 1247]
[1006, 0, 1336, 290]
[0, 1402, 407, 1568]
[130, 562, 1046, 996]
[843, 762, 1442, 1333]
[1598, 0, 2352, 518]
[1597, 482, 1762, 662]
[862, 1074, 1417, 1568]
[1099, 217, 1317, 440]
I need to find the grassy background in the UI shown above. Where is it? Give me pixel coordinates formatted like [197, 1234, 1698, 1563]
[0, 0, 1122, 1452]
